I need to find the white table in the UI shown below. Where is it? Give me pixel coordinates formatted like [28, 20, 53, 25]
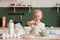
[0, 34, 60, 40]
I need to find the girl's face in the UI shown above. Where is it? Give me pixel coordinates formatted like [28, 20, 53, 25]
[33, 12, 42, 22]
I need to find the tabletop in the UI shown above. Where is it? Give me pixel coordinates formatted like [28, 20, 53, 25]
[0, 34, 60, 40]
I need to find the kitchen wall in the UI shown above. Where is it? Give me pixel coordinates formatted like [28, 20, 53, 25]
[0, 7, 60, 27]
[0, 0, 60, 27]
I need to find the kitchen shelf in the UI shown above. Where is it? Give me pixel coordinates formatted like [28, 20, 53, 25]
[9, 6, 29, 7]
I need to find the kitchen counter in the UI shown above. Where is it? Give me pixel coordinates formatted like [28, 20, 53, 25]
[0, 34, 60, 40]
[22, 34, 60, 40]
[0, 27, 60, 40]
[46, 27, 60, 30]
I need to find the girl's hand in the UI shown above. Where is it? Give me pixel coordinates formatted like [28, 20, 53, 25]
[26, 21, 37, 26]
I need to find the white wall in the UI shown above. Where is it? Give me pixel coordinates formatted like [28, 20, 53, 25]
[0, 0, 60, 7]
[22, 0, 60, 7]
[0, 0, 14, 7]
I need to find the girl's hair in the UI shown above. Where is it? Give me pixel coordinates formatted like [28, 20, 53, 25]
[33, 9, 42, 14]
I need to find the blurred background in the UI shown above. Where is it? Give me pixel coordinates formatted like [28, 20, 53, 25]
[0, 0, 60, 27]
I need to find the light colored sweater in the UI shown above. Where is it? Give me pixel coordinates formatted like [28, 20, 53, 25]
[30, 20, 46, 35]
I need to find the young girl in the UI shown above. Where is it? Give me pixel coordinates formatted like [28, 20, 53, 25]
[26, 9, 46, 35]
